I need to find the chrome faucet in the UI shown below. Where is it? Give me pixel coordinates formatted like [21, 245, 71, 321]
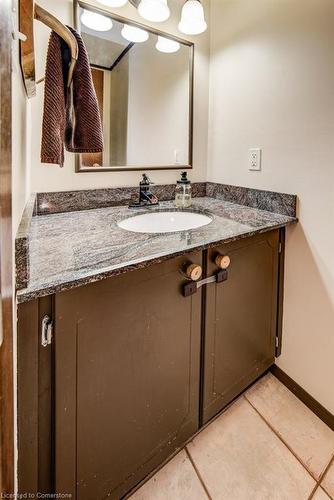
[129, 174, 159, 208]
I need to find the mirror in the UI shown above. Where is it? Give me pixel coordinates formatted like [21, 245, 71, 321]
[75, 1, 194, 172]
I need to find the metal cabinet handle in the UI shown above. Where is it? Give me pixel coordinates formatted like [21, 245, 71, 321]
[186, 264, 203, 281]
[215, 254, 231, 270]
[41, 315, 53, 347]
[183, 269, 228, 297]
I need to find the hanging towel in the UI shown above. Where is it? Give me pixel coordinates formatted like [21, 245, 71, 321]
[41, 27, 103, 167]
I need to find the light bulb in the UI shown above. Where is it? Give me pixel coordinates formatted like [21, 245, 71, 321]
[80, 9, 113, 31]
[178, 0, 207, 35]
[97, 0, 128, 6]
[138, 0, 170, 22]
[121, 24, 149, 43]
[156, 36, 180, 53]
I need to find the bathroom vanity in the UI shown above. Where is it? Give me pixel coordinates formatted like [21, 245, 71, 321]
[16, 185, 296, 499]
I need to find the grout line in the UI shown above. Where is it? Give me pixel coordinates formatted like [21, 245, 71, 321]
[320, 485, 334, 500]
[185, 445, 213, 500]
[309, 455, 334, 500]
[130, 383, 333, 499]
[245, 392, 334, 498]
[308, 483, 321, 500]
[309, 484, 334, 500]
[322, 486, 334, 500]
[320, 453, 334, 484]
[244, 395, 319, 483]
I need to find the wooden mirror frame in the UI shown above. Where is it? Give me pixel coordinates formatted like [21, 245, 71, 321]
[74, 0, 194, 173]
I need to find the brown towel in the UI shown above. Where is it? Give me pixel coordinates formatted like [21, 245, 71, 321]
[41, 27, 103, 167]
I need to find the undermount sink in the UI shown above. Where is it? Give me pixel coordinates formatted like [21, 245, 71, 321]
[118, 211, 213, 234]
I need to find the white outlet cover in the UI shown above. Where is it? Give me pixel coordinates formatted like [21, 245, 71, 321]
[249, 148, 262, 171]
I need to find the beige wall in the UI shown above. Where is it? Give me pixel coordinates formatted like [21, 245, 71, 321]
[208, 0, 334, 412]
[127, 39, 189, 166]
[30, 0, 210, 191]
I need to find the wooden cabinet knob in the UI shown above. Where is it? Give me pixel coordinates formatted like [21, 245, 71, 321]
[215, 254, 231, 270]
[186, 264, 203, 281]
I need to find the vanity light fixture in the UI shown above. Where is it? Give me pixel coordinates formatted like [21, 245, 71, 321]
[80, 9, 113, 31]
[121, 24, 149, 42]
[156, 35, 180, 53]
[138, 0, 170, 23]
[96, 0, 128, 6]
[178, 0, 207, 35]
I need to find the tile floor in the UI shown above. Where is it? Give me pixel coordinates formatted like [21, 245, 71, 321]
[130, 373, 334, 500]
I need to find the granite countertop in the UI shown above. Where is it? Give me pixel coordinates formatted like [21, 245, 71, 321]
[16, 196, 297, 303]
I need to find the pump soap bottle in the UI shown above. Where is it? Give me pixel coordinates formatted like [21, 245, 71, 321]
[175, 172, 192, 208]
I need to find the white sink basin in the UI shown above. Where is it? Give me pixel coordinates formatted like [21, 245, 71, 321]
[118, 211, 212, 234]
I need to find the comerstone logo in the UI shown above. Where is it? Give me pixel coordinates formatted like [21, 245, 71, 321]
[1, 494, 72, 499]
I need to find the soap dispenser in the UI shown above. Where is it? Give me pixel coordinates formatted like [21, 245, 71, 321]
[175, 171, 192, 208]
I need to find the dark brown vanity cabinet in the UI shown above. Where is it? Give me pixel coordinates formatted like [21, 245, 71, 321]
[17, 230, 284, 499]
[202, 231, 280, 423]
[54, 252, 202, 500]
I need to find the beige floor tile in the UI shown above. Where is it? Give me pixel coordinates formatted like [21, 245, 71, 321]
[322, 460, 334, 498]
[187, 397, 315, 500]
[245, 373, 334, 480]
[312, 487, 332, 500]
[129, 449, 208, 500]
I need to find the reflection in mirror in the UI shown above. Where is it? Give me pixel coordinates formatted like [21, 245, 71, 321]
[76, 2, 194, 172]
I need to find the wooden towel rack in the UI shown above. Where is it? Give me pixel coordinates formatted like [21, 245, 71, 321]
[19, 0, 79, 98]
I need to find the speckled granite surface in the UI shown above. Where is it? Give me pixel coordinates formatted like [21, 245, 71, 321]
[16, 197, 297, 303]
[36, 183, 207, 215]
[206, 183, 297, 217]
[35, 182, 296, 216]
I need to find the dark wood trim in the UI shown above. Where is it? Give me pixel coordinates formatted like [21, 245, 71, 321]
[17, 297, 54, 494]
[110, 43, 134, 72]
[0, 0, 14, 493]
[38, 296, 55, 493]
[271, 365, 334, 431]
[275, 227, 285, 357]
[17, 301, 39, 493]
[199, 250, 208, 427]
[19, 0, 37, 97]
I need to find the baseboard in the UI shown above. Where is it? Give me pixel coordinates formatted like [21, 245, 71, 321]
[270, 365, 334, 431]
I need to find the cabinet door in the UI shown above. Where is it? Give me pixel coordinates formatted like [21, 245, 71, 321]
[203, 231, 279, 424]
[54, 253, 202, 500]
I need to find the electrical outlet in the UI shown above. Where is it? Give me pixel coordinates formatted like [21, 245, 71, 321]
[249, 148, 262, 171]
